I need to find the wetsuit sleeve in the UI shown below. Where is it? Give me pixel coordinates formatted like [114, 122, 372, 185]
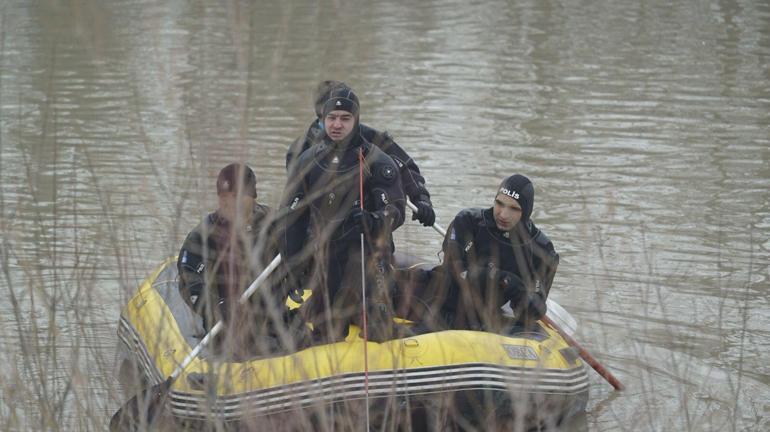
[368, 157, 406, 232]
[442, 213, 471, 269]
[445, 210, 501, 283]
[362, 125, 431, 203]
[440, 211, 478, 314]
[251, 203, 280, 266]
[285, 121, 321, 171]
[285, 136, 309, 171]
[279, 173, 310, 267]
[177, 230, 206, 309]
[530, 226, 559, 298]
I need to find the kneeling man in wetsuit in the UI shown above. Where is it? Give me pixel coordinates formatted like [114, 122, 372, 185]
[432, 174, 559, 332]
[177, 163, 300, 358]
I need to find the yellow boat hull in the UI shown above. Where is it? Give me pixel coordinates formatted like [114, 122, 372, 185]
[116, 259, 588, 426]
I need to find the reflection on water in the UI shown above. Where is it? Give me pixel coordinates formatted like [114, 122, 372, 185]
[0, 0, 768, 429]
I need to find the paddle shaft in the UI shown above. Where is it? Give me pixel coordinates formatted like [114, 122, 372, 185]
[542, 315, 625, 390]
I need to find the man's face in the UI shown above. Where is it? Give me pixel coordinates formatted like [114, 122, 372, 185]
[218, 191, 254, 226]
[324, 110, 356, 142]
[493, 193, 522, 231]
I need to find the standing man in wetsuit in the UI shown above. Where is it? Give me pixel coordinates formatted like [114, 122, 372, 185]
[286, 80, 435, 227]
[433, 174, 559, 332]
[281, 87, 406, 343]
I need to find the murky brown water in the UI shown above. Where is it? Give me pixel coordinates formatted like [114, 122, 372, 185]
[1, 0, 768, 430]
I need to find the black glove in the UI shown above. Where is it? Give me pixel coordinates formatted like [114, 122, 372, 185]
[277, 257, 305, 301]
[288, 286, 305, 304]
[349, 207, 382, 233]
[526, 295, 547, 321]
[279, 272, 304, 305]
[439, 309, 456, 328]
[411, 196, 435, 227]
[496, 270, 526, 303]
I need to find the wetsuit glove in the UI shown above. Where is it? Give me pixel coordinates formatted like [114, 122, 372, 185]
[496, 270, 526, 303]
[278, 258, 306, 301]
[526, 294, 547, 321]
[411, 195, 436, 227]
[349, 207, 382, 234]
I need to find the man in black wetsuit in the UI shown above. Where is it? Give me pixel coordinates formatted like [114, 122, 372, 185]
[281, 87, 406, 343]
[177, 163, 299, 357]
[286, 80, 435, 227]
[432, 174, 559, 332]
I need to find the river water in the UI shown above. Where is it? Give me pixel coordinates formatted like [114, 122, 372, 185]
[0, 0, 768, 430]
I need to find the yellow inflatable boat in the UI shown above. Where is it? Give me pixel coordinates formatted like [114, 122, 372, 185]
[116, 258, 589, 429]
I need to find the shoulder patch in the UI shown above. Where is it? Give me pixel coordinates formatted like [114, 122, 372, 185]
[380, 164, 396, 181]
